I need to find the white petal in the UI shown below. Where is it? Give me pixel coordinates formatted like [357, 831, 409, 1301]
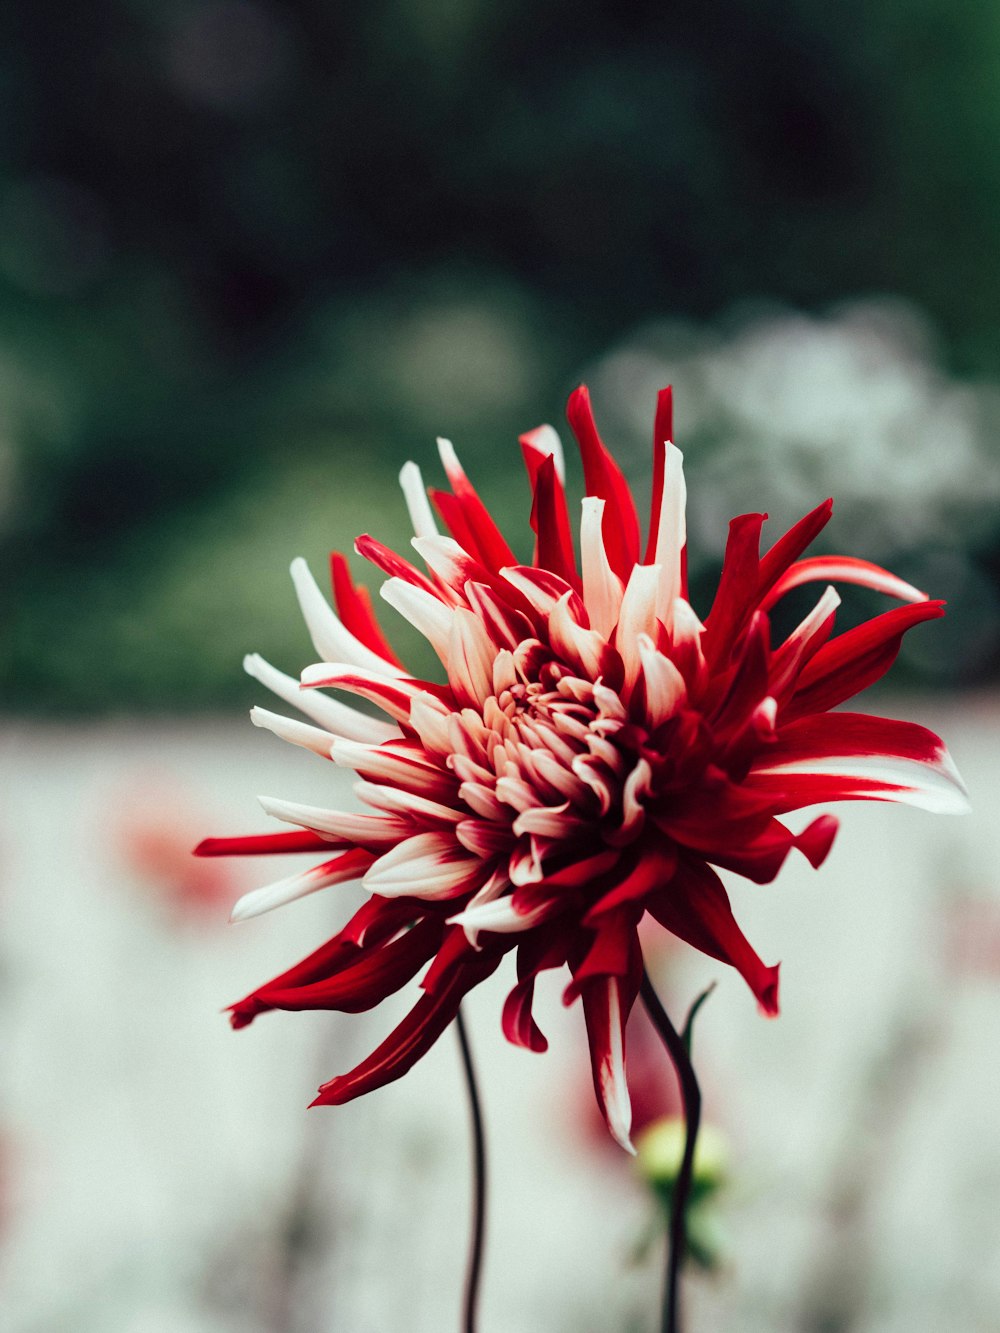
[411, 534, 476, 587]
[257, 795, 405, 842]
[448, 870, 512, 947]
[399, 460, 440, 540]
[409, 691, 453, 755]
[243, 653, 398, 744]
[580, 497, 625, 640]
[650, 444, 687, 628]
[330, 738, 448, 797]
[448, 608, 496, 705]
[354, 780, 464, 823]
[448, 892, 555, 937]
[290, 558, 406, 677]
[616, 564, 662, 690]
[249, 707, 335, 758]
[380, 577, 453, 661]
[363, 831, 481, 899]
[636, 634, 686, 726]
[771, 585, 841, 694]
[230, 857, 364, 922]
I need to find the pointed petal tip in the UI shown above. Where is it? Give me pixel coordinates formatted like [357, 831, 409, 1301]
[759, 963, 781, 1018]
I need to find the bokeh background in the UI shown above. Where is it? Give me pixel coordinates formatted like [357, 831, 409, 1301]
[2, 2, 999, 1330]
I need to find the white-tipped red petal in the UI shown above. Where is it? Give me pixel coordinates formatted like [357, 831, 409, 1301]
[300, 663, 421, 724]
[763, 555, 927, 610]
[230, 850, 372, 922]
[750, 714, 970, 814]
[354, 780, 464, 825]
[448, 893, 557, 939]
[582, 976, 635, 1154]
[363, 832, 484, 900]
[520, 423, 566, 484]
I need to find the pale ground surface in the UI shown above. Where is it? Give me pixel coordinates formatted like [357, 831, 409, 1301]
[0, 695, 997, 1332]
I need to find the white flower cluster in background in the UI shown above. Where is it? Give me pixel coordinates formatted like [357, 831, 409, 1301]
[586, 298, 1000, 678]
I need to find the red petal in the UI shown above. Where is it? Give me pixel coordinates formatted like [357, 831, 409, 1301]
[565, 384, 640, 579]
[782, 600, 945, 722]
[644, 386, 674, 564]
[706, 814, 838, 883]
[502, 975, 548, 1052]
[584, 846, 678, 922]
[228, 894, 419, 1028]
[311, 949, 501, 1106]
[647, 857, 780, 1015]
[244, 915, 446, 1016]
[762, 553, 926, 610]
[524, 450, 579, 588]
[195, 830, 336, 857]
[431, 461, 516, 574]
[354, 534, 446, 601]
[701, 513, 766, 668]
[756, 499, 833, 604]
[330, 551, 403, 667]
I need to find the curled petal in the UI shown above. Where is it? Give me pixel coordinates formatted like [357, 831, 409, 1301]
[701, 513, 766, 669]
[258, 795, 409, 847]
[380, 578, 453, 662]
[649, 442, 687, 627]
[238, 915, 446, 1014]
[300, 663, 435, 724]
[706, 814, 839, 883]
[615, 564, 662, 692]
[580, 497, 625, 639]
[647, 858, 780, 1015]
[762, 554, 926, 611]
[579, 973, 638, 1154]
[756, 498, 833, 603]
[228, 895, 419, 1028]
[523, 447, 578, 587]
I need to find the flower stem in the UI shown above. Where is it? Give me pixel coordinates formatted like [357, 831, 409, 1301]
[455, 1006, 486, 1333]
[640, 969, 702, 1333]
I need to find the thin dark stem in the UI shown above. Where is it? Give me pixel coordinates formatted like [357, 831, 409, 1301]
[455, 1006, 487, 1333]
[640, 969, 702, 1333]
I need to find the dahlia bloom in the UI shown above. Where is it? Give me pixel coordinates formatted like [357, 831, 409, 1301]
[199, 386, 967, 1151]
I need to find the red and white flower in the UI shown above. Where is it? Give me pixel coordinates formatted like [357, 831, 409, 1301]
[199, 386, 968, 1151]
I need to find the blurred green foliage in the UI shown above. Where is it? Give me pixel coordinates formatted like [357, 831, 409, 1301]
[2, 0, 999, 709]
